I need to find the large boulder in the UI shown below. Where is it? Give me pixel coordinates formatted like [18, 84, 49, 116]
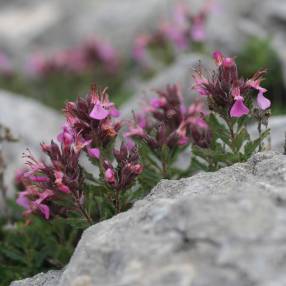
[11, 151, 286, 286]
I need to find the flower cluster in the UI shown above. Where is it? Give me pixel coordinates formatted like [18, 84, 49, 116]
[125, 84, 209, 150]
[64, 85, 121, 159]
[26, 38, 119, 77]
[101, 143, 143, 213]
[193, 50, 271, 118]
[16, 85, 143, 222]
[103, 143, 143, 190]
[132, 1, 214, 67]
[16, 140, 84, 221]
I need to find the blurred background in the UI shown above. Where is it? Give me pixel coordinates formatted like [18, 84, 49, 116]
[0, 0, 286, 197]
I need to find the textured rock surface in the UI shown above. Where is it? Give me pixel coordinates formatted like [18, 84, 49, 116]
[11, 151, 286, 286]
[0, 90, 63, 198]
[10, 271, 62, 286]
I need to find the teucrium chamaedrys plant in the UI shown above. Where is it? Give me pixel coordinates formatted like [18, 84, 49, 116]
[191, 50, 271, 171]
[125, 84, 210, 180]
[16, 85, 143, 226]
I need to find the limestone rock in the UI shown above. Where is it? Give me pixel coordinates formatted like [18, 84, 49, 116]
[11, 151, 286, 285]
[10, 271, 62, 286]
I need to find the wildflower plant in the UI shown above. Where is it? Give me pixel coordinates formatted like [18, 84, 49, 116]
[125, 84, 209, 180]
[191, 51, 271, 170]
[16, 85, 143, 227]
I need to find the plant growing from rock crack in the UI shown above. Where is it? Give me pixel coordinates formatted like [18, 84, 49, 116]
[0, 50, 272, 285]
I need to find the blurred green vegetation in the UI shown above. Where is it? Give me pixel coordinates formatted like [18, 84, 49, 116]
[0, 66, 133, 111]
[0, 201, 81, 286]
[237, 37, 286, 114]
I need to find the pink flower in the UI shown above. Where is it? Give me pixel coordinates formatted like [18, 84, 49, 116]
[16, 188, 54, 220]
[89, 101, 109, 120]
[192, 71, 209, 96]
[57, 122, 74, 146]
[257, 91, 271, 110]
[54, 171, 71, 193]
[104, 168, 116, 185]
[87, 147, 100, 159]
[109, 105, 120, 118]
[124, 126, 145, 138]
[230, 87, 249, 118]
[150, 97, 167, 108]
[212, 50, 224, 66]
[176, 124, 189, 146]
[247, 79, 271, 110]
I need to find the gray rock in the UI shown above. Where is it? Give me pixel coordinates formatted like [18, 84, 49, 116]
[10, 270, 62, 286]
[0, 90, 63, 199]
[12, 151, 286, 286]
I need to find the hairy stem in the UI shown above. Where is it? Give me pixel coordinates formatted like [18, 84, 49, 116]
[257, 120, 262, 152]
[75, 196, 93, 226]
[115, 189, 120, 214]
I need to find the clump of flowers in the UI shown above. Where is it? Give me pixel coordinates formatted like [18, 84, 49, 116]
[125, 84, 210, 178]
[26, 38, 119, 78]
[64, 84, 121, 159]
[192, 51, 271, 169]
[16, 85, 142, 225]
[132, 0, 214, 71]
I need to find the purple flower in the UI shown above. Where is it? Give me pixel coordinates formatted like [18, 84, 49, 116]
[257, 91, 271, 110]
[87, 147, 100, 159]
[103, 143, 143, 190]
[247, 77, 271, 110]
[89, 101, 109, 120]
[57, 122, 74, 147]
[193, 51, 271, 118]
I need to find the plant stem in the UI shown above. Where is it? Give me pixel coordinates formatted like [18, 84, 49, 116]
[257, 119, 262, 152]
[115, 189, 120, 214]
[162, 160, 168, 178]
[75, 197, 93, 226]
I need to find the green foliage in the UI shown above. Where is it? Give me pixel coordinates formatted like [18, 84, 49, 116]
[0, 204, 81, 286]
[191, 112, 270, 171]
[0, 66, 132, 111]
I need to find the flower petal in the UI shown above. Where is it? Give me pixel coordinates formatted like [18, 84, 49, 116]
[88, 147, 100, 159]
[257, 91, 271, 110]
[89, 103, 109, 120]
[230, 99, 249, 118]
